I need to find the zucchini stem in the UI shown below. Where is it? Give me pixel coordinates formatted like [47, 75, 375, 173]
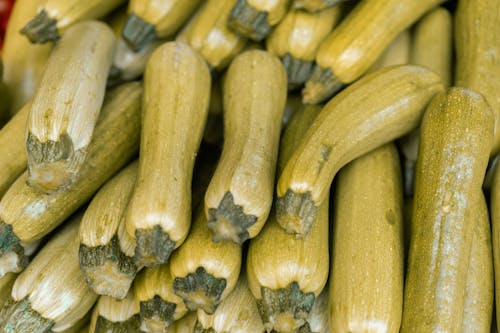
[26, 132, 86, 193]
[207, 192, 257, 244]
[139, 295, 177, 332]
[257, 282, 315, 333]
[282, 53, 315, 91]
[122, 14, 157, 53]
[20, 10, 59, 44]
[275, 190, 318, 237]
[94, 314, 141, 333]
[302, 65, 344, 104]
[79, 236, 137, 299]
[0, 222, 28, 275]
[134, 225, 176, 268]
[173, 267, 227, 314]
[0, 298, 54, 333]
[228, 0, 271, 41]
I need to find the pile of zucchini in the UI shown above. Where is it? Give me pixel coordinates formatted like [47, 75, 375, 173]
[0, 0, 498, 332]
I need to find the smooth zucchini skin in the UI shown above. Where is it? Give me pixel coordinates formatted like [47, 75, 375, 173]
[401, 87, 494, 332]
[329, 143, 403, 333]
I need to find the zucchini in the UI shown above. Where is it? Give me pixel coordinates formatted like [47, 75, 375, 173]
[276, 65, 443, 237]
[78, 161, 138, 300]
[293, 0, 344, 12]
[329, 143, 403, 333]
[1, 0, 51, 114]
[176, 0, 247, 71]
[302, 0, 444, 103]
[204, 50, 287, 243]
[455, 0, 500, 157]
[1, 214, 98, 333]
[169, 207, 242, 315]
[0, 101, 30, 198]
[122, 0, 201, 51]
[462, 192, 493, 333]
[246, 104, 328, 332]
[20, 0, 124, 43]
[134, 264, 188, 331]
[266, 6, 342, 89]
[401, 88, 494, 331]
[227, 0, 291, 41]
[125, 41, 211, 268]
[26, 20, 116, 192]
[0, 82, 141, 275]
[194, 273, 265, 333]
[89, 291, 142, 333]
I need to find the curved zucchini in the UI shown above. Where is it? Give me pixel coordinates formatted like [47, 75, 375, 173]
[194, 273, 265, 333]
[169, 208, 242, 315]
[266, 7, 342, 89]
[401, 88, 494, 332]
[20, 0, 124, 44]
[0, 82, 141, 275]
[2, 214, 98, 333]
[176, 0, 247, 71]
[455, 0, 500, 157]
[2, 0, 51, 114]
[204, 50, 287, 244]
[89, 291, 142, 333]
[462, 192, 493, 333]
[26, 20, 116, 193]
[134, 264, 188, 332]
[329, 143, 403, 333]
[302, 0, 444, 104]
[276, 65, 443, 237]
[0, 101, 30, 198]
[125, 41, 211, 268]
[78, 161, 138, 300]
[122, 0, 201, 51]
[293, 0, 345, 12]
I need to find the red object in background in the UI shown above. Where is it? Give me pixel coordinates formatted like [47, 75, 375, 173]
[0, 0, 14, 50]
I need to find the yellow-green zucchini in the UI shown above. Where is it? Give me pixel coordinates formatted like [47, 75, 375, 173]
[167, 313, 197, 333]
[134, 264, 188, 332]
[455, 0, 500, 157]
[401, 88, 494, 332]
[125, 41, 210, 268]
[227, 0, 291, 41]
[329, 143, 403, 333]
[489, 159, 500, 333]
[0, 101, 30, 198]
[276, 65, 443, 237]
[302, 0, 444, 104]
[20, 0, 124, 44]
[401, 7, 452, 197]
[122, 0, 201, 51]
[266, 6, 342, 89]
[176, 0, 247, 71]
[0, 272, 17, 309]
[247, 104, 328, 332]
[293, 0, 344, 12]
[1, 214, 98, 333]
[194, 273, 265, 332]
[204, 50, 287, 244]
[78, 161, 138, 300]
[1, 0, 51, 114]
[89, 292, 142, 333]
[169, 208, 242, 315]
[462, 192, 493, 333]
[368, 30, 410, 73]
[0, 82, 141, 275]
[26, 20, 116, 193]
